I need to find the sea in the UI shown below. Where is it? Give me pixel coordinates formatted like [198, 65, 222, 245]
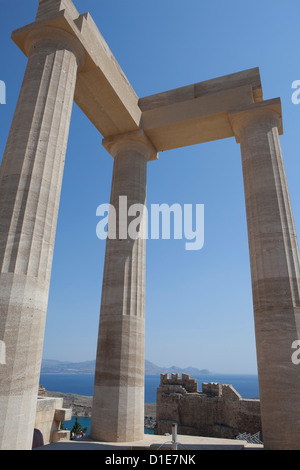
[39, 373, 259, 436]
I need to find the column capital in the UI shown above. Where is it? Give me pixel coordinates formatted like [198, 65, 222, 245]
[102, 130, 159, 161]
[25, 26, 86, 70]
[229, 98, 283, 143]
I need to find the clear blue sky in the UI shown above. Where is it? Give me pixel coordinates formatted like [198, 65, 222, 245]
[1, 0, 300, 374]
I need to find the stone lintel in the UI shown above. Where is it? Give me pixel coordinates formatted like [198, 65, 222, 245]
[139, 67, 262, 111]
[139, 68, 263, 151]
[11, 2, 279, 155]
[229, 97, 283, 143]
[11, 8, 141, 139]
[102, 130, 158, 162]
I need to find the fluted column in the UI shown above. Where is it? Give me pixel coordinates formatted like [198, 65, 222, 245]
[230, 100, 300, 450]
[91, 131, 157, 442]
[0, 27, 84, 450]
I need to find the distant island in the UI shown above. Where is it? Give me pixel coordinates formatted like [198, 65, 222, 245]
[41, 359, 212, 376]
[41, 359, 96, 374]
[144, 360, 212, 376]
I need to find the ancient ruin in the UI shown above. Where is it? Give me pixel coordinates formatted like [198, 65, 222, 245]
[156, 374, 261, 441]
[0, 0, 300, 450]
[35, 386, 72, 446]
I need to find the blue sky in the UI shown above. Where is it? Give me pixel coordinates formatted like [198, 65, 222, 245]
[1, 0, 300, 374]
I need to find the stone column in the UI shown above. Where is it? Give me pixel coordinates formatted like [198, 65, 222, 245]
[230, 101, 300, 450]
[90, 131, 157, 442]
[0, 28, 84, 450]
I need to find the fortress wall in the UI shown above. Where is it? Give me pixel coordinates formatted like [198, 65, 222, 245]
[156, 374, 261, 440]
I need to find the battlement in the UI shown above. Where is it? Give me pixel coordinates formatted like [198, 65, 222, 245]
[202, 382, 242, 400]
[160, 373, 198, 393]
[202, 382, 222, 397]
[159, 374, 242, 400]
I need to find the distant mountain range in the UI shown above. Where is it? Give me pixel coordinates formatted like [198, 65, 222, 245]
[41, 359, 212, 376]
[41, 359, 96, 374]
[144, 360, 211, 376]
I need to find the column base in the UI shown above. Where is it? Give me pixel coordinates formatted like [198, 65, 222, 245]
[90, 385, 144, 442]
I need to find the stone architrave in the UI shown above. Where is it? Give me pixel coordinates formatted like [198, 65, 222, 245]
[0, 28, 84, 450]
[90, 131, 157, 442]
[230, 100, 300, 450]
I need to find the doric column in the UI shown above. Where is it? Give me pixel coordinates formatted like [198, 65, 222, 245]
[90, 131, 157, 442]
[230, 100, 300, 450]
[0, 27, 84, 450]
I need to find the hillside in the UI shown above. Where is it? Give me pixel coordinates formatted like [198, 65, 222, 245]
[144, 360, 211, 376]
[41, 359, 212, 376]
[41, 359, 96, 374]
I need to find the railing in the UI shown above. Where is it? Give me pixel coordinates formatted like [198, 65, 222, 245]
[236, 431, 263, 445]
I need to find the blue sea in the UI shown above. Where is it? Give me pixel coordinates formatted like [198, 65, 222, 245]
[39, 373, 259, 435]
[39, 373, 259, 402]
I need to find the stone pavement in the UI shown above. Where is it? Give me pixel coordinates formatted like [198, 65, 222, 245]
[34, 433, 263, 450]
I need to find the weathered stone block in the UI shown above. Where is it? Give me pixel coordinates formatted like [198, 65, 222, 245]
[54, 408, 72, 423]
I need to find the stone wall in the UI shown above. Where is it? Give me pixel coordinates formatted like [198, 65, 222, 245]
[33, 386, 72, 447]
[156, 374, 261, 440]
